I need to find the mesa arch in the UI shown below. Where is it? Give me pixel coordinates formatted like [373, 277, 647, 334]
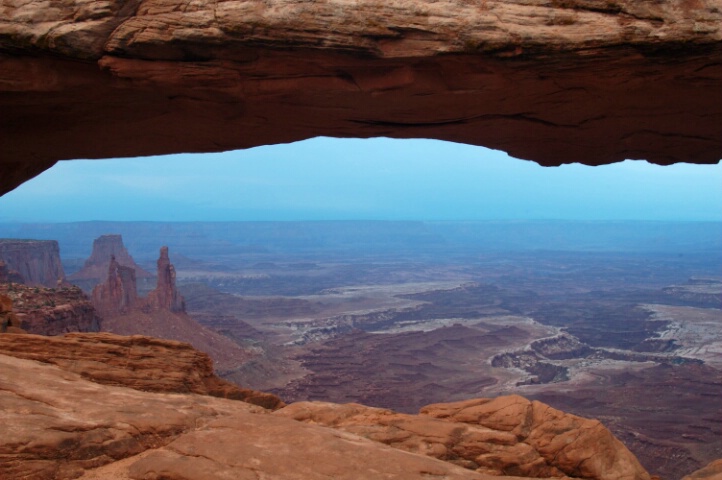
[1, 0, 721, 195]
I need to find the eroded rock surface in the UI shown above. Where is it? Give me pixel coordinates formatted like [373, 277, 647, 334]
[0, 332, 284, 409]
[683, 459, 722, 480]
[279, 395, 651, 480]
[1, 337, 537, 480]
[91, 255, 138, 316]
[1, 0, 721, 194]
[0, 239, 66, 287]
[0, 283, 100, 334]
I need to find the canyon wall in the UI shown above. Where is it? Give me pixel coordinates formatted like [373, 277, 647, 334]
[1, 0, 721, 194]
[0, 239, 66, 287]
[0, 283, 100, 334]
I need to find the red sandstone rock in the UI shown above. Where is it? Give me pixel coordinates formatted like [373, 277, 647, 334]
[0, 351, 496, 480]
[0, 282, 100, 334]
[146, 246, 185, 313]
[91, 255, 138, 316]
[0, 239, 66, 287]
[0, 0, 721, 195]
[0, 293, 21, 332]
[0, 332, 284, 410]
[421, 396, 652, 480]
[69, 234, 152, 287]
[278, 396, 651, 480]
[683, 459, 722, 480]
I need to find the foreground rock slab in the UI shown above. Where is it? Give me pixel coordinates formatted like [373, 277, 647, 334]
[683, 459, 722, 480]
[0, 352, 513, 480]
[279, 396, 651, 480]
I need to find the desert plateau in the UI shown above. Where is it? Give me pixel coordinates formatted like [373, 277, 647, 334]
[1, 220, 720, 480]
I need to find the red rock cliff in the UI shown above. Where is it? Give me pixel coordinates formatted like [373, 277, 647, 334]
[91, 255, 138, 317]
[0, 282, 100, 335]
[1, 0, 721, 194]
[0, 239, 66, 287]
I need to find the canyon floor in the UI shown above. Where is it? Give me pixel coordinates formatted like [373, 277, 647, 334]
[172, 247, 721, 480]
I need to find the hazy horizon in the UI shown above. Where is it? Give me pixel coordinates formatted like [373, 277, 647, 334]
[1, 137, 721, 223]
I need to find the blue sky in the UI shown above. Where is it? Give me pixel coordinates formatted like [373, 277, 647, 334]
[1, 137, 720, 222]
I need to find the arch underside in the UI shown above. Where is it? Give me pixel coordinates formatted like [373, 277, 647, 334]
[1, 0, 721, 194]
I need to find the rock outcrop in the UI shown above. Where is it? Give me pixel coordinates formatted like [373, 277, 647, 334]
[1, 0, 721, 194]
[0, 351, 491, 480]
[86, 243, 250, 373]
[146, 246, 185, 313]
[0, 332, 284, 409]
[0, 282, 100, 334]
[683, 459, 722, 480]
[0, 332, 657, 480]
[91, 255, 138, 316]
[0, 239, 66, 287]
[69, 235, 151, 290]
[0, 293, 22, 333]
[278, 396, 651, 480]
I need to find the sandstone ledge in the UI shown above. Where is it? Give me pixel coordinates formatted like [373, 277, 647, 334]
[0, 332, 284, 409]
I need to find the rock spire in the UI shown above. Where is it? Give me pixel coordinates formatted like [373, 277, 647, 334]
[91, 255, 138, 317]
[147, 246, 185, 313]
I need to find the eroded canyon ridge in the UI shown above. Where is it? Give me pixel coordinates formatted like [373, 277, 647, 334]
[1, 221, 721, 480]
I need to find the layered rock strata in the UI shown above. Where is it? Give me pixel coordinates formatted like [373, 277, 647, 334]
[0, 332, 660, 480]
[0, 332, 284, 409]
[1, 0, 721, 194]
[278, 396, 651, 480]
[0, 351, 492, 480]
[0, 283, 100, 334]
[0, 239, 66, 287]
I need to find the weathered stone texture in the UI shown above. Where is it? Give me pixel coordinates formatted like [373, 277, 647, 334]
[0, 333, 657, 480]
[91, 255, 138, 316]
[0, 332, 284, 409]
[1, 0, 721, 195]
[278, 395, 651, 480]
[0, 283, 100, 334]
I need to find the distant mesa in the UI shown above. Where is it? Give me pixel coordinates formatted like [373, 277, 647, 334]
[0, 239, 66, 287]
[69, 234, 152, 291]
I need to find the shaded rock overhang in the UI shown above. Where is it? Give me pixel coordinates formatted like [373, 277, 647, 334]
[1, 0, 721, 195]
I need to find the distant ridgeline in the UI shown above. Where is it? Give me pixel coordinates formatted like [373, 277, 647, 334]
[0, 221, 720, 265]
